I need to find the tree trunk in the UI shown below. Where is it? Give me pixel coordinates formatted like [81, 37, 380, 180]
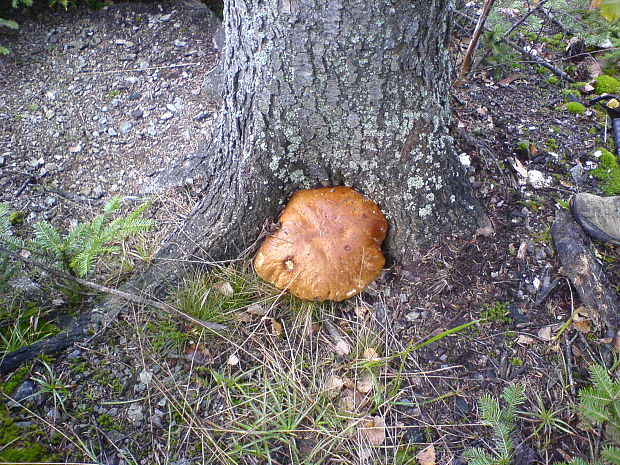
[145, 0, 487, 292]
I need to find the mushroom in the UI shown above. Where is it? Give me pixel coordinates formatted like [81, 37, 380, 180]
[254, 186, 387, 301]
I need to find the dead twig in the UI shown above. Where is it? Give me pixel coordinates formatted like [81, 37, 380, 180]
[473, 0, 552, 72]
[455, 10, 575, 83]
[461, 0, 497, 78]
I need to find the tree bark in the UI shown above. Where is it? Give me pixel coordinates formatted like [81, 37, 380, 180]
[145, 0, 487, 292]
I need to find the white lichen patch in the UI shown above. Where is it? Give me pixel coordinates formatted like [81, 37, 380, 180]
[419, 204, 432, 217]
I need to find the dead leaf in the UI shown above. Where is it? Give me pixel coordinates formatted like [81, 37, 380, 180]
[339, 388, 369, 412]
[184, 344, 213, 366]
[236, 312, 253, 323]
[498, 73, 524, 87]
[516, 240, 528, 260]
[343, 376, 356, 390]
[325, 374, 345, 398]
[584, 56, 603, 78]
[265, 317, 282, 336]
[363, 348, 380, 361]
[246, 303, 268, 316]
[357, 372, 374, 394]
[416, 444, 436, 465]
[354, 304, 369, 319]
[517, 334, 536, 346]
[335, 340, 351, 356]
[509, 157, 528, 180]
[358, 416, 386, 446]
[213, 281, 234, 296]
[573, 308, 592, 334]
[537, 325, 555, 342]
[583, 83, 595, 93]
[608, 98, 620, 109]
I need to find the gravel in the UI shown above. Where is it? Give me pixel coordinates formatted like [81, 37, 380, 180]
[0, 0, 221, 223]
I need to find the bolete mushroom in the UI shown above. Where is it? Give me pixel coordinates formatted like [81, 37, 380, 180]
[254, 186, 387, 301]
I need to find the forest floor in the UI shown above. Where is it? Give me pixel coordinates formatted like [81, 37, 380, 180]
[1, 2, 620, 465]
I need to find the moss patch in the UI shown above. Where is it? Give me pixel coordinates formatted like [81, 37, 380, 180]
[565, 101, 586, 115]
[0, 404, 56, 462]
[594, 75, 620, 94]
[591, 148, 620, 195]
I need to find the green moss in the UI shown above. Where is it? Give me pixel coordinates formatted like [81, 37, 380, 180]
[511, 357, 524, 367]
[545, 138, 559, 150]
[1, 366, 29, 395]
[547, 75, 559, 85]
[481, 302, 511, 324]
[591, 148, 620, 195]
[594, 75, 620, 94]
[561, 89, 580, 99]
[565, 101, 586, 115]
[0, 404, 55, 462]
[570, 81, 588, 89]
[8, 211, 23, 226]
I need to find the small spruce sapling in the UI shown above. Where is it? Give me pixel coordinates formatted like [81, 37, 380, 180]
[0, 197, 153, 279]
[463, 384, 526, 465]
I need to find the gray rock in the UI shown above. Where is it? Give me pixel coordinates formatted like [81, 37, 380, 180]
[193, 111, 211, 121]
[92, 185, 104, 198]
[128, 91, 142, 101]
[107, 127, 118, 136]
[67, 40, 88, 50]
[160, 111, 173, 121]
[130, 108, 143, 119]
[174, 40, 187, 47]
[119, 121, 133, 134]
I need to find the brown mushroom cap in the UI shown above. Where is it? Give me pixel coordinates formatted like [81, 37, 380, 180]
[254, 186, 387, 301]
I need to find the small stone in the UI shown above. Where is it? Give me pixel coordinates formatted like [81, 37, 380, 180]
[30, 157, 44, 168]
[174, 40, 187, 47]
[127, 403, 144, 423]
[139, 369, 153, 386]
[160, 13, 172, 22]
[128, 91, 142, 101]
[107, 127, 118, 136]
[405, 312, 421, 321]
[119, 121, 133, 134]
[166, 103, 177, 112]
[130, 109, 143, 119]
[92, 185, 104, 199]
[115, 39, 135, 47]
[160, 111, 173, 121]
[125, 76, 139, 84]
[68, 39, 88, 50]
[193, 111, 211, 121]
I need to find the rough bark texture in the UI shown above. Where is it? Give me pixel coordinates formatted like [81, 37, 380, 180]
[146, 0, 486, 291]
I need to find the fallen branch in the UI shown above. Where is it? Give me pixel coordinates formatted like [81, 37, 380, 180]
[455, 10, 575, 83]
[1, 245, 227, 332]
[0, 313, 91, 375]
[461, 0, 497, 78]
[473, 0, 552, 72]
[551, 211, 620, 347]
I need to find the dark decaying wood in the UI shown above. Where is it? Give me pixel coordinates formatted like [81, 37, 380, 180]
[552, 211, 620, 343]
[0, 313, 91, 375]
